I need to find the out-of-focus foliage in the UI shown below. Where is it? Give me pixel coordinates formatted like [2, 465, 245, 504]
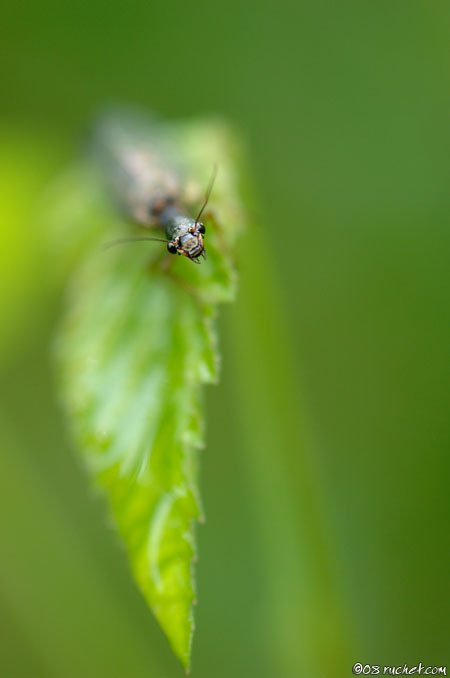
[0, 1, 449, 677]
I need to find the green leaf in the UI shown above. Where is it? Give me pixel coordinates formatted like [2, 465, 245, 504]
[49, 117, 247, 669]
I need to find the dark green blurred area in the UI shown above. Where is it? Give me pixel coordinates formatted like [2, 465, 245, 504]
[1, 1, 449, 676]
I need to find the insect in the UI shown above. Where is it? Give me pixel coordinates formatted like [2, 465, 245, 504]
[94, 111, 215, 263]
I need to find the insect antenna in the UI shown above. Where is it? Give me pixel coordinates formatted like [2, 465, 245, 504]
[104, 236, 169, 250]
[195, 164, 218, 224]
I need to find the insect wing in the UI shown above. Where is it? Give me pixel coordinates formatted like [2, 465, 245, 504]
[93, 110, 182, 226]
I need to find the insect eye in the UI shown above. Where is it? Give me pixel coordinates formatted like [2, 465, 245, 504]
[167, 242, 178, 254]
[198, 223, 205, 234]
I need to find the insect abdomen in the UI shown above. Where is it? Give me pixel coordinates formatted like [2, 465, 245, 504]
[93, 111, 181, 227]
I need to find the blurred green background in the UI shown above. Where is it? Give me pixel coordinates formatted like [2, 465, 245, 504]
[1, 1, 449, 677]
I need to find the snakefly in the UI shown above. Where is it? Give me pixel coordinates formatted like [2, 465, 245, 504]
[94, 111, 215, 263]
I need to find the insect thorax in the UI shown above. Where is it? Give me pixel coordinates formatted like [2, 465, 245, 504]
[162, 212, 196, 242]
